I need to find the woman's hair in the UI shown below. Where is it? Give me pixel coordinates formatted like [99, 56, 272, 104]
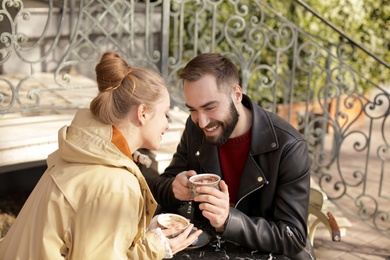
[90, 52, 167, 125]
[178, 53, 239, 91]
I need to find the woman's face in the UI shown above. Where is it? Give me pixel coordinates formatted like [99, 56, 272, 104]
[142, 88, 170, 150]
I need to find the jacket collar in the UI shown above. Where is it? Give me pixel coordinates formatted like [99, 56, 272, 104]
[191, 95, 280, 205]
[242, 95, 279, 155]
[195, 95, 278, 175]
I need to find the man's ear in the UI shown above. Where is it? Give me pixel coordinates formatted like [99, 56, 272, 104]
[232, 85, 242, 103]
[137, 104, 149, 125]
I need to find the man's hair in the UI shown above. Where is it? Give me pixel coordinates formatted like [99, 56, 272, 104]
[178, 53, 239, 91]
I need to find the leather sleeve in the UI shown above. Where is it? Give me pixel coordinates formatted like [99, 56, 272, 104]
[223, 139, 311, 258]
[152, 117, 194, 211]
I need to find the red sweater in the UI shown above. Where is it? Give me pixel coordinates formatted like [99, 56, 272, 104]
[218, 128, 251, 204]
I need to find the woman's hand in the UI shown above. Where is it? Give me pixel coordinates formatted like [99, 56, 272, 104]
[162, 224, 202, 255]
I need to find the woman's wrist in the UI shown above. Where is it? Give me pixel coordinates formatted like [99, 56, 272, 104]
[150, 228, 173, 258]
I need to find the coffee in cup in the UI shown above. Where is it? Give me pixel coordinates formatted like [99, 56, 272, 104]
[189, 173, 221, 198]
[157, 213, 190, 237]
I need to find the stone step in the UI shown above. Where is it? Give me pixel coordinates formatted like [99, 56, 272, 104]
[0, 106, 188, 174]
[0, 113, 75, 173]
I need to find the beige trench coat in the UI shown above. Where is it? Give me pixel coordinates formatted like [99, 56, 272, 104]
[0, 109, 165, 259]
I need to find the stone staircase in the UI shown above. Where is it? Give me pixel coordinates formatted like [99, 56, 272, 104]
[0, 72, 97, 174]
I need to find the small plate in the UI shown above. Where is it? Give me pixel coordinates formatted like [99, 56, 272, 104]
[186, 229, 211, 250]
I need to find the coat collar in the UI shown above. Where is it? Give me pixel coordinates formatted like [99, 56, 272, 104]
[63, 109, 157, 224]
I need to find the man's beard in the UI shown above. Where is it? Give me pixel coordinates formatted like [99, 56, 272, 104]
[200, 101, 239, 145]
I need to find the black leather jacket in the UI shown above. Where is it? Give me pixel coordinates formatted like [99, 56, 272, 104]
[153, 95, 314, 259]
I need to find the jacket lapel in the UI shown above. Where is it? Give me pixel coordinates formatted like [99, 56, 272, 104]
[236, 155, 267, 204]
[234, 95, 275, 204]
[196, 142, 222, 176]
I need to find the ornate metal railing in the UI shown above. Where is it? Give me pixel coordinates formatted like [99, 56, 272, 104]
[1, 0, 389, 237]
[0, 0, 163, 114]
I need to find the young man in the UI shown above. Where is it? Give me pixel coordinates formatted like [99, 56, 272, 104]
[153, 53, 315, 259]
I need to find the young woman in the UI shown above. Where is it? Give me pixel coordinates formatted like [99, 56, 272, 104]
[0, 52, 201, 259]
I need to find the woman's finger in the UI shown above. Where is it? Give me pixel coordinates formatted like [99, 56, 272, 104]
[161, 226, 182, 237]
[168, 225, 203, 255]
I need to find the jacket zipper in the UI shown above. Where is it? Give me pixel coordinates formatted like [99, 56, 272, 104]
[286, 226, 314, 260]
[234, 183, 264, 208]
[234, 153, 268, 208]
[218, 183, 264, 247]
[234, 180, 313, 259]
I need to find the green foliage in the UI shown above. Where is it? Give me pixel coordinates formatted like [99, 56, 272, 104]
[265, 0, 390, 86]
[170, 0, 388, 105]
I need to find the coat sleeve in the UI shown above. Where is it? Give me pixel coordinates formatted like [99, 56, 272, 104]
[69, 191, 165, 260]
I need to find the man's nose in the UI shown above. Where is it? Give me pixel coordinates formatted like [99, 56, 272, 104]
[197, 112, 210, 129]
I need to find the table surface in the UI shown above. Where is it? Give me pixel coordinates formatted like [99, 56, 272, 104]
[168, 207, 290, 260]
[174, 233, 289, 259]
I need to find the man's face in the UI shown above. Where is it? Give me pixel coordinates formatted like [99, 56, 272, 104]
[183, 74, 239, 145]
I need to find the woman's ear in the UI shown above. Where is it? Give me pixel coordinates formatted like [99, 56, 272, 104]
[137, 104, 149, 126]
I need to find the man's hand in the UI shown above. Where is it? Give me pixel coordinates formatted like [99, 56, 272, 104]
[194, 180, 230, 230]
[172, 170, 197, 201]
